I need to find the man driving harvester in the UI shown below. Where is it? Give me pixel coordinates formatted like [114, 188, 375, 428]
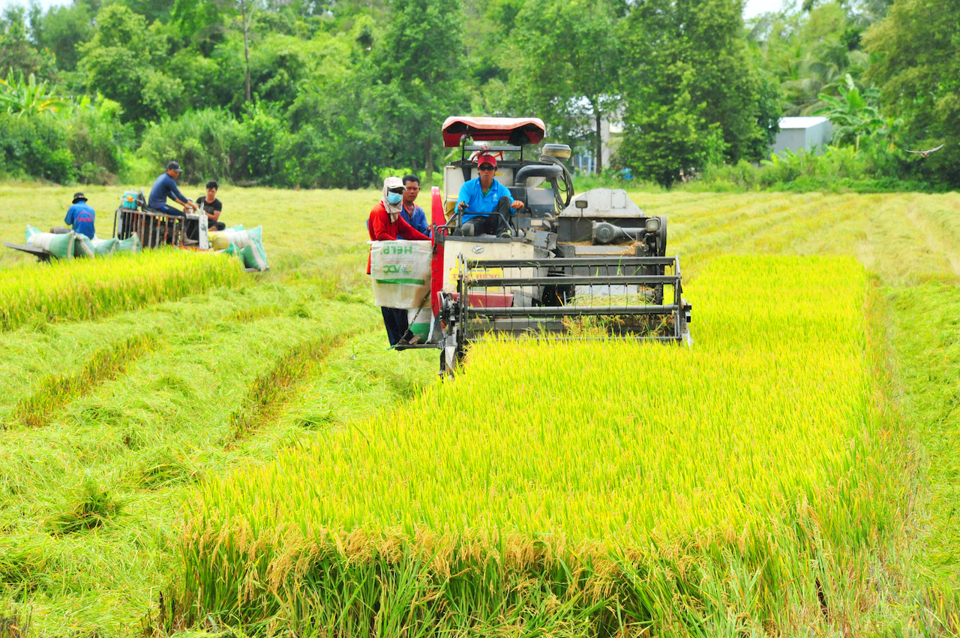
[456, 154, 523, 236]
[148, 161, 198, 217]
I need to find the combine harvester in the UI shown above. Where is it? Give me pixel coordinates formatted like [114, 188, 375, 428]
[374, 116, 692, 373]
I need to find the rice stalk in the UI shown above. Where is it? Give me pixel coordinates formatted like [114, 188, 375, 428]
[0, 249, 244, 331]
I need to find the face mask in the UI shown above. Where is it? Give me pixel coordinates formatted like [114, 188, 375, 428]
[387, 192, 402, 205]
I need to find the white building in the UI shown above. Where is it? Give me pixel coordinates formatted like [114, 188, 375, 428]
[771, 117, 833, 157]
[572, 118, 623, 174]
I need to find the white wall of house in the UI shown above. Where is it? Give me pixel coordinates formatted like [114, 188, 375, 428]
[572, 118, 623, 173]
[771, 117, 833, 157]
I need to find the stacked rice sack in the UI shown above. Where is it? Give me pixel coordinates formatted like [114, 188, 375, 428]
[209, 225, 268, 272]
[26, 225, 141, 260]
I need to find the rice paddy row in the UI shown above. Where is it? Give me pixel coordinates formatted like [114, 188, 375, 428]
[0, 249, 245, 331]
[172, 255, 904, 636]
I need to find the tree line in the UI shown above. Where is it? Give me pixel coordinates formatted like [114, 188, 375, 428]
[0, 0, 955, 189]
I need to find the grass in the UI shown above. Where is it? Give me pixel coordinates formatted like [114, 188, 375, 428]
[1, 186, 960, 635]
[172, 255, 907, 636]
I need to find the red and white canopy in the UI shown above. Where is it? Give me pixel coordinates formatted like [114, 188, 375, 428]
[441, 116, 546, 147]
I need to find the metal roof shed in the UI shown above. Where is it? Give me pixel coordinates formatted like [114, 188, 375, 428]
[771, 117, 833, 157]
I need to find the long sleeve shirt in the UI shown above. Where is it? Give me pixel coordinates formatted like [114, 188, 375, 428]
[400, 202, 430, 237]
[367, 201, 429, 274]
[148, 173, 188, 210]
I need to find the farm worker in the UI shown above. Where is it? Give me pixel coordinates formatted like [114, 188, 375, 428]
[148, 161, 198, 217]
[368, 176, 429, 347]
[455, 154, 523, 237]
[400, 174, 431, 237]
[64, 192, 95, 238]
[196, 180, 226, 231]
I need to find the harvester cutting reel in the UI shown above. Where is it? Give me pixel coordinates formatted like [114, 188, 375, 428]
[436, 253, 692, 374]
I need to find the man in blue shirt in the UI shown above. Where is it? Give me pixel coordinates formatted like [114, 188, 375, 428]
[148, 161, 197, 217]
[455, 154, 523, 236]
[64, 192, 96, 238]
[400, 174, 430, 237]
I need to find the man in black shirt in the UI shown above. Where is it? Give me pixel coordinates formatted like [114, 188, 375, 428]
[196, 180, 226, 231]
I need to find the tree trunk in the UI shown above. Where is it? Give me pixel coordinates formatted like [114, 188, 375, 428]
[241, 0, 251, 103]
[425, 134, 432, 177]
[594, 103, 603, 175]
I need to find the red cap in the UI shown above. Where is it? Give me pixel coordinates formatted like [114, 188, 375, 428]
[476, 154, 497, 168]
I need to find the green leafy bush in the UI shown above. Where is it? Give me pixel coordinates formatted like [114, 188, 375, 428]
[0, 112, 74, 183]
[138, 108, 243, 184]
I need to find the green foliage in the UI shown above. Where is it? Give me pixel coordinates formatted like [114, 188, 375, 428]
[79, 4, 184, 124]
[508, 0, 622, 172]
[0, 5, 57, 80]
[617, 0, 768, 186]
[698, 143, 934, 193]
[63, 95, 131, 184]
[815, 73, 887, 150]
[0, 111, 74, 183]
[750, 3, 870, 116]
[138, 108, 243, 183]
[366, 0, 466, 174]
[0, 0, 949, 190]
[0, 70, 65, 117]
[863, 0, 960, 187]
[31, 1, 95, 73]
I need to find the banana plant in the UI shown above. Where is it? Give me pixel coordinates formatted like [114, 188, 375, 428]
[0, 70, 67, 118]
[815, 73, 886, 151]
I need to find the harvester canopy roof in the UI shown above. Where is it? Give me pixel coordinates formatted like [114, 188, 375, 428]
[442, 116, 546, 148]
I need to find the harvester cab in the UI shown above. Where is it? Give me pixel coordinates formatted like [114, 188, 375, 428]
[387, 116, 691, 373]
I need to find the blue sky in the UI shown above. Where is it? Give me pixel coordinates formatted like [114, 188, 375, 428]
[5, 0, 793, 20]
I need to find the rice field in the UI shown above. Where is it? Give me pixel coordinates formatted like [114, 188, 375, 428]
[0, 249, 244, 331]
[173, 255, 901, 636]
[1, 186, 960, 636]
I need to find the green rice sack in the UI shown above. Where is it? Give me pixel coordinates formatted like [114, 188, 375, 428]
[90, 237, 118, 256]
[73, 234, 96, 258]
[117, 233, 142, 253]
[240, 238, 268, 271]
[26, 225, 75, 259]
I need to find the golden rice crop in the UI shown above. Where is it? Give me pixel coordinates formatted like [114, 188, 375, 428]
[173, 255, 902, 636]
[0, 249, 244, 330]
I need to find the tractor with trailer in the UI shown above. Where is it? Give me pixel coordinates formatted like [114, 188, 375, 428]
[379, 116, 692, 372]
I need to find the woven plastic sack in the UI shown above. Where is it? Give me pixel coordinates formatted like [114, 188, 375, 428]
[218, 225, 262, 250]
[26, 225, 75, 259]
[407, 306, 433, 342]
[370, 240, 432, 309]
[209, 232, 231, 250]
[117, 233, 141, 253]
[73, 234, 96, 258]
[240, 238, 268, 271]
[90, 237, 118, 256]
[218, 243, 244, 263]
